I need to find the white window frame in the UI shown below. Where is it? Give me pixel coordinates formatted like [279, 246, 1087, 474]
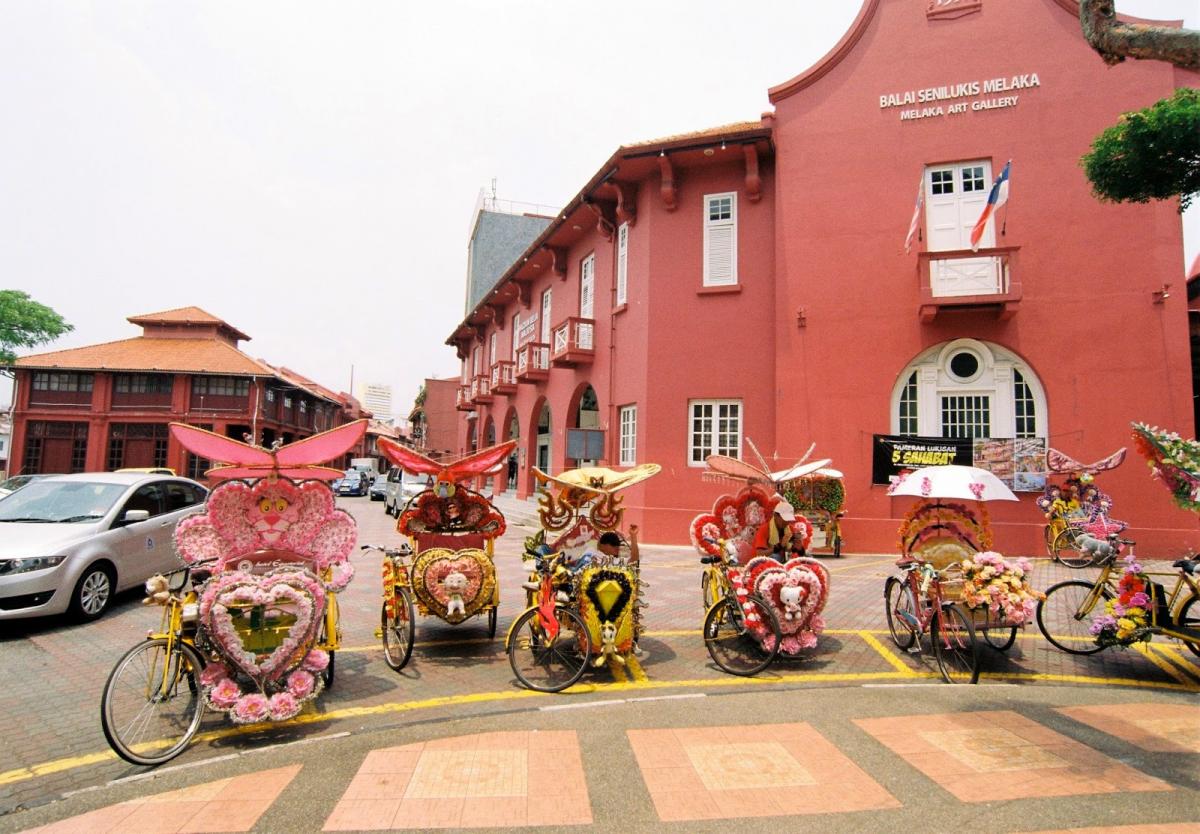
[688, 399, 742, 465]
[890, 339, 1047, 439]
[540, 288, 552, 343]
[618, 405, 637, 466]
[703, 192, 738, 287]
[616, 223, 629, 306]
[580, 253, 595, 319]
[511, 312, 520, 360]
[489, 332, 498, 365]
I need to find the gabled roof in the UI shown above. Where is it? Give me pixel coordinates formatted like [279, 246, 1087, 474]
[127, 306, 251, 342]
[15, 336, 275, 377]
[620, 120, 763, 151]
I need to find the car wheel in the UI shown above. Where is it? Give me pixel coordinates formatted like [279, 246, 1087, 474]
[71, 563, 115, 622]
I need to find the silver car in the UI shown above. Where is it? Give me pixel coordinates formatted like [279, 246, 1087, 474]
[384, 466, 429, 517]
[0, 473, 207, 622]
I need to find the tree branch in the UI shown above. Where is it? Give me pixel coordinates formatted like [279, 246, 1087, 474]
[1080, 0, 1200, 69]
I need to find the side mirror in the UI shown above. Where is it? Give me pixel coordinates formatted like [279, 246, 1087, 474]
[122, 509, 151, 524]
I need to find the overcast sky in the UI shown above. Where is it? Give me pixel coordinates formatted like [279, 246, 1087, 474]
[2, 1, 1196, 417]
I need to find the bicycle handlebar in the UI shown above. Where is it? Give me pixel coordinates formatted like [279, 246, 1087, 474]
[361, 543, 412, 558]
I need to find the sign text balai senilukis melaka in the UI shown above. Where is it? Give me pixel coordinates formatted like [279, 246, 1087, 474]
[880, 73, 1041, 121]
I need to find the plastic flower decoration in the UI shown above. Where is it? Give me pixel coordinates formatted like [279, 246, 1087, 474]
[1090, 551, 1152, 646]
[1132, 423, 1200, 512]
[958, 551, 1044, 625]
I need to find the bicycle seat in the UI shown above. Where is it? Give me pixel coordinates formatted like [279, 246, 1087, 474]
[1171, 558, 1200, 575]
[699, 556, 721, 565]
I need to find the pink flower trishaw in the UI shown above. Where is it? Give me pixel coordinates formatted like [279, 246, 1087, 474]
[100, 421, 365, 766]
[371, 439, 516, 671]
[690, 451, 833, 676]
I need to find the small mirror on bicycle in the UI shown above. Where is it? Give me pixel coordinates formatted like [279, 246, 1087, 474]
[167, 569, 189, 593]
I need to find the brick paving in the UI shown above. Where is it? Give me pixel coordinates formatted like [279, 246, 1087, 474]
[0, 496, 1196, 817]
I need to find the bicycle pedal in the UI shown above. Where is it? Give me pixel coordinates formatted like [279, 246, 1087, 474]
[906, 646, 923, 655]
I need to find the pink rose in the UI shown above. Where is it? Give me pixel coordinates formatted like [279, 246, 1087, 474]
[302, 649, 329, 672]
[209, 678, 242, 709]
[268, 692, 301, 721]
[232, 694, 270, 724]
[287, 670, 316, 699]
[199, 662, 230, 687]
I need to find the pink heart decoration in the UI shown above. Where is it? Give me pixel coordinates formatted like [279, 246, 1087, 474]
[749, 560, 827, 643]
[198, 571, 326, 683]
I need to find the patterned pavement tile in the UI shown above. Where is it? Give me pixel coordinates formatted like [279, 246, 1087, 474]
[1017, 825, 1200, 833]
[627, 722, 899, 821]
[323, 730, 590, 830]
[18, 765, 300, 834]
[855, 711, 1173, 802]
[1057, 703, 1200, 754]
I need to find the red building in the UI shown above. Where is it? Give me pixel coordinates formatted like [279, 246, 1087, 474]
[409, 377, 461, 462]
[447, 0, 1198, 554]
[10, 307, 370, 479]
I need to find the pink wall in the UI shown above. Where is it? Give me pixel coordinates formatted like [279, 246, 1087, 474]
[770, 0, 1198, 555]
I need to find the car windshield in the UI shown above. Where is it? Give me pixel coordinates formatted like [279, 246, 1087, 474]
[343, 471, 360, 480]
[0, 475, 35, 491]
[373, 475, 387, 485]
[401, 473, 425, 486]
[0, 481, 127, 523]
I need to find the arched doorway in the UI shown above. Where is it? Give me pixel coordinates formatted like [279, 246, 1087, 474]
[569, 383, 601, 467]
[505, 408, 520, 492]
[535, 402, 552, 478]
[483, 416, 496, 448]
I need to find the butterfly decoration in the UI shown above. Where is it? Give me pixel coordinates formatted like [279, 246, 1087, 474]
[1045, 446, 1127, 475]
[169, 419, 368, 481]
[376, 437, 518, 497]
[703, 438, 835, 488]
[532, 464, 662, 497]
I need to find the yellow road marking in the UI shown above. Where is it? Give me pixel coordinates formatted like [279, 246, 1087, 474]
[858, 630, 921, 676]
[1133, 643, 1198, 689]
[626, 655, 649, 683]
[828, 558, 896, 575]
[4, 663, 1196, 789]
[1143, 643, 1200, 685]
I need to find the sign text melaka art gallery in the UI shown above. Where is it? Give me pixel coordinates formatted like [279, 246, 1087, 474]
[878, 72, 1042, 121]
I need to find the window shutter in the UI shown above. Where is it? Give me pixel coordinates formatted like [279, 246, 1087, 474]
[616, 224, 628, 306]
[703, 194, 737, 286]
[580, 255, 594, 319]
[540, 289, 552, 343]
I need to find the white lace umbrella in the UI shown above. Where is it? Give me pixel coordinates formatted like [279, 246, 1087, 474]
[887, 464, 1018, 502]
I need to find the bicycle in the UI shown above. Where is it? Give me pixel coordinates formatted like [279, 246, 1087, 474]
[365, 543, 416, 671]
[506, 551, 592, 692]
[1036, 539, 1200, 657]
[884, 557, 981, 683]
[699, 542, 782, 676]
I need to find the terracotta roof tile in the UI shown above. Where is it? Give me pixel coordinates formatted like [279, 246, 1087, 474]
[15, 336, 275, 377]
[127, 306, 251, 341]
[620, 120, 765, 151]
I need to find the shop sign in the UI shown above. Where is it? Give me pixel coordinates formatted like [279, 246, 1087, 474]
[878, 72, 1041, 121]
[872, 434, 1047, 492]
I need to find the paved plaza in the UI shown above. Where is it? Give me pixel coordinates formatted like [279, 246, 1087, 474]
[1, 497, 1198, 831]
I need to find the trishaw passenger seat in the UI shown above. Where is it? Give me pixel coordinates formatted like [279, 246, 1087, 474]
[418, 532, 487, 550]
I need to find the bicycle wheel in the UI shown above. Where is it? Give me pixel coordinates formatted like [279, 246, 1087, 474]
[1175, 593, 1200, 659]
[1043, 525, 1056, 558]
[703, 594, 781, 677]
[982, 626, 1018, 651]
[381, 588, 416, 671]
[1037, 580, 1112, 655]
[885, 577, 918, 650]
[101, 638, 206, 766]
[507, 606, 590, 693]
[931, 605, 979, 684]
[701, 570, 722, 611]
[1053, 528, 1092, 569]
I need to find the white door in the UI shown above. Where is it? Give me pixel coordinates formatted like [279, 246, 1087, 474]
[540, 288, 552, 343]
[925, 162, 999, 296]
[579, 255, 594, 319]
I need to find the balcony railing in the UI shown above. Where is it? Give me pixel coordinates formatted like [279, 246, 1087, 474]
[917, 247, 1021, 323]
[455, 385, 473, 411]
[550, 317, 595, 367]
[470, 374, 493, 404]
[515, 342, 550, 382]
[491, 361, 517, 394]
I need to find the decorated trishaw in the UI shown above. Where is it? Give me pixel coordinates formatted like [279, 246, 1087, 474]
[690, 449, 833, 676]
[100, 421, 365, 765]
[506, 464, 660, 692]
[780, 465, 847, 557]
[885, 464, 1043, 682]
[372, 439, 516, 671]
[1035, 446, 1128, 567]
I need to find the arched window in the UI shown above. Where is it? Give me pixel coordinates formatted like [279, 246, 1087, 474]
[890, 339, 1046, 439]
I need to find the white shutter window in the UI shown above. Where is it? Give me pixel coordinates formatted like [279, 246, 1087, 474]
[472, 346, 481, 376]
[540, 288, 552, 343]
[688, 399, 742, 464]
[511, 313, 520, 360]
[925, 161, 992, 252]
[619, 405, 637, 466]
[616, 223, 629, 306]
[489, 332, 497, 365]
[703, 193, 737, 286]
[580, 254, 595, 319]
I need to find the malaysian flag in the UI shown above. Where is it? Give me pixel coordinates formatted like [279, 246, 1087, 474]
[904, 172, 924, 253]
[969, 160, 1011, 252]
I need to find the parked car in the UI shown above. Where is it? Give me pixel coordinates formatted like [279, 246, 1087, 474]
[337, 470, 368, 497]
[0, 474, 49, 500]
[0, 473, 208, 622]
[369, 474, 388, 501]
[384, 466, 429, 517]
[115, 467, 177, 476]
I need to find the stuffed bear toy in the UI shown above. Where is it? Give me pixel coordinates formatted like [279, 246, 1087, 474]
[443, 571, 469, 618]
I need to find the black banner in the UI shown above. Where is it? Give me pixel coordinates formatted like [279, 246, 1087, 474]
[872, 434, 973, 485]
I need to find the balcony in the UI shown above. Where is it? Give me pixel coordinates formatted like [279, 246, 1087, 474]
[515, 342, 550, 382]
[491, 361, 517, 395]
[470, 374, 493, 405]
[455, 385, 474, 411]
[918, 247, 1022, 323]
[550, 317, 595, 367]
